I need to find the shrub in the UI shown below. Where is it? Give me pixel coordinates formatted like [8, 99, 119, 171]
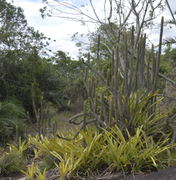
[0, 151, 26, 175]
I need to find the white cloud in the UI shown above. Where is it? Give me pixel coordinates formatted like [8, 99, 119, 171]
[5, 0, 176, 58]
[7, 0, 91, 59]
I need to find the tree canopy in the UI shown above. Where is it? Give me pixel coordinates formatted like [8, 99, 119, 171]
[0, 0, 85, 118]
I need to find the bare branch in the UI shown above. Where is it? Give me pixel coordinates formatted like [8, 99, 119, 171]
[165, 0, 176, 26]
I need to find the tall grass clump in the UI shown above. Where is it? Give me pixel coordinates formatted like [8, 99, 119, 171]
[0, 97, 26, 146]
[31, 124, 175, 179]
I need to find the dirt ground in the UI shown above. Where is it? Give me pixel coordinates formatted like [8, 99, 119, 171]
[0, 173, 27, 180]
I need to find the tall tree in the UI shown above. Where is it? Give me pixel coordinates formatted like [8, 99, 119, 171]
[51, 51, 86, 109]
[0, 0, 61, 116]
[0, 0, 50, 82]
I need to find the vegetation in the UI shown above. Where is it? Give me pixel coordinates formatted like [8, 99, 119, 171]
[1, 0, 176, 180]
[0, 98, 26, 146]
[0, 151, 26, 175]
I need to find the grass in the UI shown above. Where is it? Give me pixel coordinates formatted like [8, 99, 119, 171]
[0, 151, 26, 175]
[25, 104, 83, 137]
[170, 150, 176, 166]
[50, 109, 82, 133]
[159, 149, 176, 166]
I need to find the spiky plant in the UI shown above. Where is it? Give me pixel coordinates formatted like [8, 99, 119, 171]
[0, 151, 26, 175]
[0, 97, 26, 145]
[30, 126, 175, 179]
[65, 17, 176, 147]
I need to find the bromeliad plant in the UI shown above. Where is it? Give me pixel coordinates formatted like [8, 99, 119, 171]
[21, 162, 47, 180]
[30, 125, 175, 179]
[102, 125, 173, 172]
[7, 137, 32, 156]
[21, 162, 46, 180]
[21, 162, 36, 180]
[0, 151, 26, 176]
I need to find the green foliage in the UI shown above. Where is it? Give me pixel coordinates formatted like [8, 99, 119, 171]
[31, 126, 174, 179]
[0, 151, 26, 175]
[38, 154, 58, 172]
[121, 91, 170, 136]
[7, 137, 32, 156]
[51, 50, 86, 107]
[0, 50, 61, 117]
[21, 160, 46, 180]
[21, 161, 36, 180]
[54, 156, 72, 180]
[160, 45, 176, 74]
[159, 149, 176, 166]
[0, 98, 26, 145]
[35, 167, 47, 180]
[0, 136, 34, 176]
[102, 125, 173, 172]
[0, 0, 65, 117]
[0, 0, 50, 54]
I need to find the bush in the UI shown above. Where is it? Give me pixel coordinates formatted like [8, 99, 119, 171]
[0, 151, 26, 175]
[31, 126, 175, 179]
[0, 97, 26, 146]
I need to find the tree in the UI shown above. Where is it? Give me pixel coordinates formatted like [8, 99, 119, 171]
[0, 0, 63, 116]
[51, 51, 86, 110]
[40, 0, 164, 69]
[40, 0, 176, 88]
[0, 0, 50, 82]
[160, 45, 176, 74]
[72, 23, 136, 80]
[0, 48, 62, 117]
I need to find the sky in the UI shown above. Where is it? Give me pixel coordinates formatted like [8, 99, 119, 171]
[6, 0, 176, 59]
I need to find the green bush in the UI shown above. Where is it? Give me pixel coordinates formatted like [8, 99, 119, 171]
[0, 97, 26, 146]
[31, 126, 174, 179]
[0, 151, 26, 175]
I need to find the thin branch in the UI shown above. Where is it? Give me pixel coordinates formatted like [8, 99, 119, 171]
[69, 112, 89, 123]
[82, 58, 110, 90]
[165, 0, 176, 26]
[157, 94, 176, 102]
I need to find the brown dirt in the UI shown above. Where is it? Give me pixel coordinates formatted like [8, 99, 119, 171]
[0, 173, 26, 180]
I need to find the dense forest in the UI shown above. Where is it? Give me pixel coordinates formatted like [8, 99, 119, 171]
[1, 0, 176, 179]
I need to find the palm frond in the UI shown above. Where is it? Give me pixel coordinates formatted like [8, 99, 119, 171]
[0, 98, 26, 144]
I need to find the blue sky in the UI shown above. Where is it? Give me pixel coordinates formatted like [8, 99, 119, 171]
[6, 0, 176, 58]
